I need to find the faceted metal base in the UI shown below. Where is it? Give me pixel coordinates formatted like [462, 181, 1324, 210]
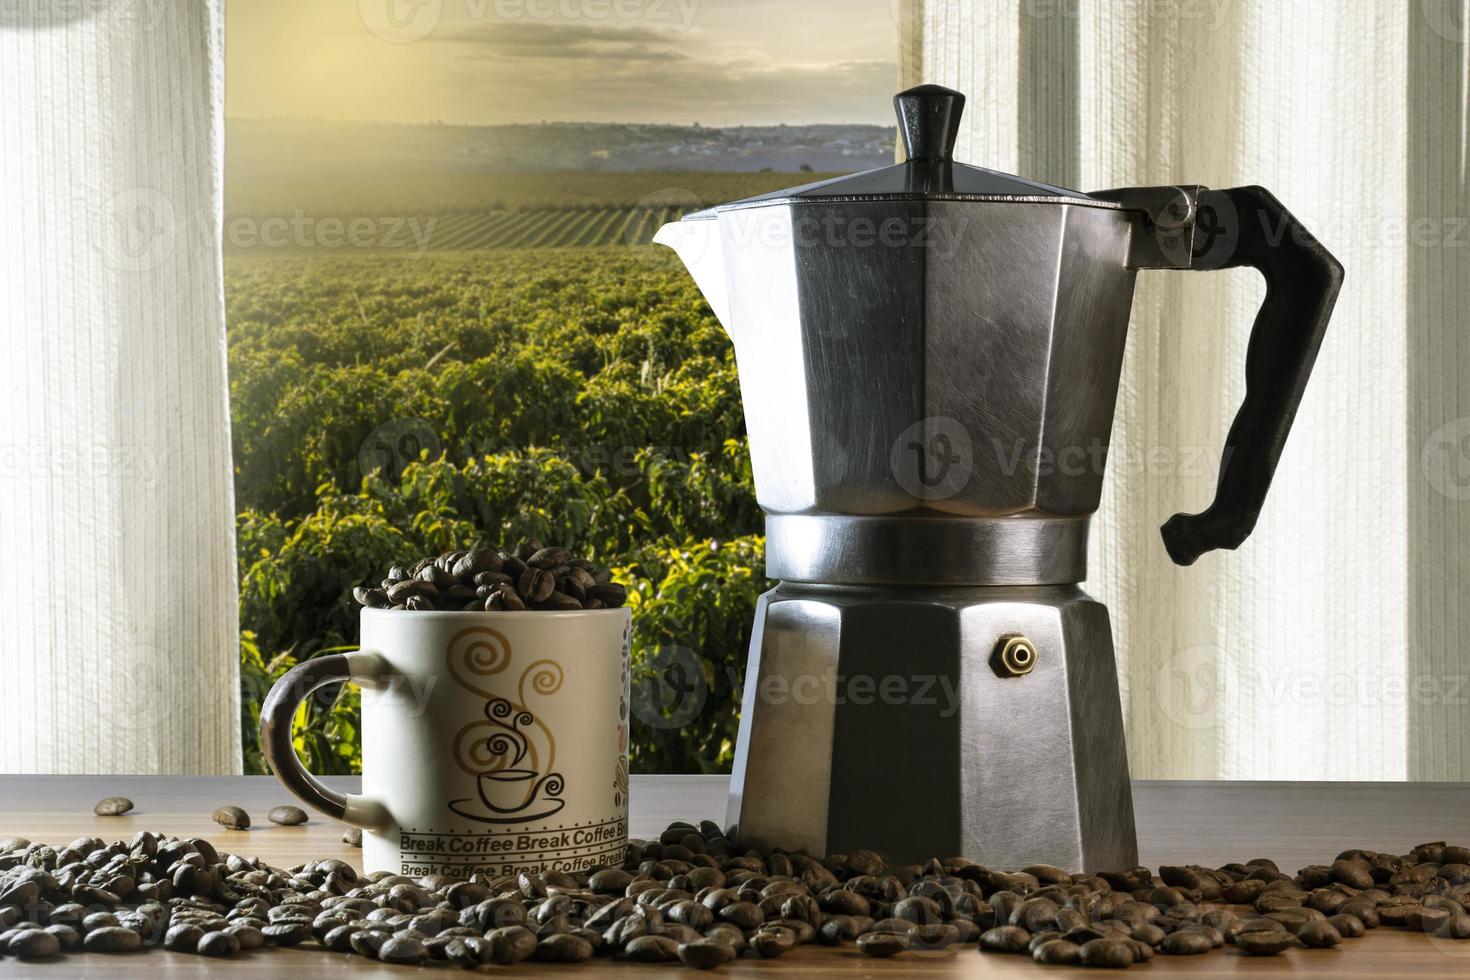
[727, 583, 1137, 871]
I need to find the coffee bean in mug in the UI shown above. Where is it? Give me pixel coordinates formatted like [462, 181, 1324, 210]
[262, 575, 632, 879]
[353, 543, 626, 613]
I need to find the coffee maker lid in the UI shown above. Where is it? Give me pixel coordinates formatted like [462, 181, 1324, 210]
[682, 85, 1117, 218]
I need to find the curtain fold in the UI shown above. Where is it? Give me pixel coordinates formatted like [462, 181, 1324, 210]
[0, 0, 239, 773]
[901, 0, 1468, 779]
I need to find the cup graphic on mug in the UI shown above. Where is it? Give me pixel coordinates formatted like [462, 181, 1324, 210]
[262, 607, 631, 877]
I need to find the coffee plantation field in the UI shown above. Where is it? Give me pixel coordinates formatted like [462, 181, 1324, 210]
[225, 169, 840, 218]
[228, 243, 765, 776]
[223, 169, 843, 253]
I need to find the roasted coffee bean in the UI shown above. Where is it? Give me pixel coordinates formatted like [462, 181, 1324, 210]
[1297, 920, 1342, 948]
[341, 827, 362, 847]
[261, 922, 308, 946]
[350, 929, 389, 958]
[676, 937, 735, 969]
[541, 590, 583, 610]
[8, 927, 61, 959]
[587, 583, 627, 607]
[1079, 936, 1135, 968]
[488, 587, 527, 612]
[12, 826, 1470, 971]
[1161, 929, 1213, 954]
[979, 925, 1031, 953]
[354, 587, 390, 608]
[1159, 864, 1201, 889]
[379, 935, 429, 965]
[1236, 929, 1296, 955]
[749, 924, 796, 958]
[527, 547, 570, 569]
[267, 805, 307, 826]
[487, 925, 538, 965]
[93, 797, 134, 817]
[1328, 912, 1366, 939]
[855, 931, 907, 958]
[198, 930, 240, 957]
[818, 914, 860, 944]
[164, 923, 204, 951]
[517, 567, 556, 603]
[82, 927, 141, 953]
[211, 806, 249, 830]
[1033, 938, 1081, 964]
[42, 924, 80, 952]
[625, 934, 680, 962]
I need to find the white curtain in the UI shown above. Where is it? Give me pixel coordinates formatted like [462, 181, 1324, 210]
[901, 0, 1470, 780]
[0, 0, 239, 773]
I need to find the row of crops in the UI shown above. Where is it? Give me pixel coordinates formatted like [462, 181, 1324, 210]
[423, 205, 690, 250]
[223, 205, 694, 252]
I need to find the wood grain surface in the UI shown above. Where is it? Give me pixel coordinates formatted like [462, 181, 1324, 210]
[1, 775, 1467, 976]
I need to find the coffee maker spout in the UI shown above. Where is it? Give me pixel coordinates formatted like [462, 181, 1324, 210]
[653, 218, 732, 330]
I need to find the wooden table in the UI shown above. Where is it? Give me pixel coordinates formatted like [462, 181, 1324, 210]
[2, 775, 1468, 976]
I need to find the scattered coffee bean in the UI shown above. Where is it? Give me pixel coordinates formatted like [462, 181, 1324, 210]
[1160, 929, 1212, 955]
[4, 825, 1470, 972]
[676, 938, 736, 969]
[379, 935, 429, 965]
[750, 924, 796, 958]
[1079, 936, 1135, 968]
[93, 797, 134, 817]
[1236, 929, 1296, 955]
[856, 932, 907, 957]
[1033, 938, 1082, 964]
[227, 924, 264, 950]
[8, 927, 61, 959]
[487, 925, 538, 964]
[164, 923, 204, 951]
[535, 933, 594, 963]
[624, 934, 679, 962]
[82, 927, 142, 953]
[980, 925, 1032, 953]
[1297, 919, 1343, 948]
[211, 805, 249, 830]
[342, 826, 362, 846]
[267, 805, 307, 826]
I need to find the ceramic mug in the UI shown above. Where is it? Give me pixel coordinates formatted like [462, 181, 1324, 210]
[261, 608, 632, 877]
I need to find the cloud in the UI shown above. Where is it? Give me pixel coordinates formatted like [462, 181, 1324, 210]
[427, 21, 691, 62]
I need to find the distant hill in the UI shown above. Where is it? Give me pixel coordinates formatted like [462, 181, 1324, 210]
[227, 118, 897, 177]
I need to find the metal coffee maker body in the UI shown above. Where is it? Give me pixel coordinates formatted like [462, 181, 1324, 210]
[656, 86, 1342, 869]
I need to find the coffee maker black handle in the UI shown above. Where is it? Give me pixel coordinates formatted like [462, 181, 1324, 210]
[1158, 186, 1344, 565]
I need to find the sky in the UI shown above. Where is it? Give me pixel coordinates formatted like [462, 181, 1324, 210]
[226, 0, 900, 126]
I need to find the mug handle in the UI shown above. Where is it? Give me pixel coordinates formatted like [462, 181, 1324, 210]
[260, 651, 391, 829]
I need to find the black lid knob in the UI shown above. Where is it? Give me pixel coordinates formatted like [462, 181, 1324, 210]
[895, 84, 965, 163]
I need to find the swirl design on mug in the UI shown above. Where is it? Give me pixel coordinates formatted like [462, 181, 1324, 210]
[446, 632, 568, 824]
[445, 626, 512, 700]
